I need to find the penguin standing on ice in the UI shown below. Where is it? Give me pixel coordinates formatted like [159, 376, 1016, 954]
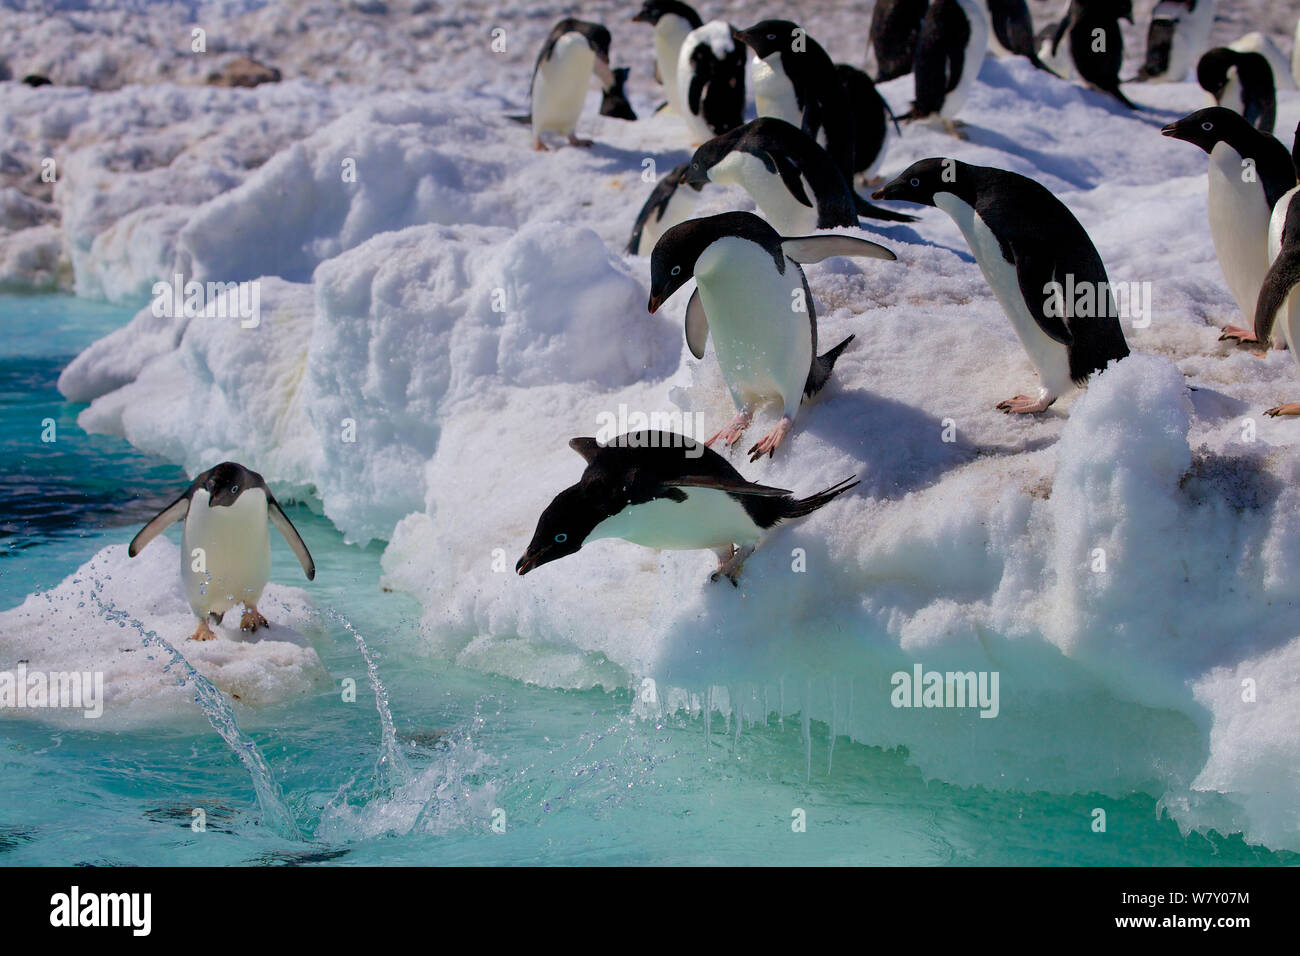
[129, 462, 315, 641]
[1198, 47, 1277, 134]
[1253, 186, 1300, 416]
[516, 433, 858, 585]
[836, 64, 897, 184]
[905, 0, 990, 137]
[1137, 0, 1216, 83]
[632, 0, 702, 115]
[1047, 0, 1138, 109]
[627, 162, 701, 256]
[676, 21, 746, 144]
[874, 159, 1130, 413]
[870, 0, 930, 82]
[647, 211, 896, 460]
[1161, 108, 1298, 346]
[528, 19, 618, 151]
[680, 118, 917, 232]
[979, 0, 1054, 72]
[733, 20, 858, 185]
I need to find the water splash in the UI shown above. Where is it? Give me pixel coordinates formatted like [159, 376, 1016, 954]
[88, 584, 303, 841]
[323, 606, 411, 790]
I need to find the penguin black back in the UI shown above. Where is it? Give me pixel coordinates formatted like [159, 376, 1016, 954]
[1198, 47, 1277, 135]
[871, 0, 930, 82]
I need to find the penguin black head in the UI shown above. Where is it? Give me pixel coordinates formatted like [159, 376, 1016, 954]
[647, 211, 782, 313]
[516, 485, 598, 575]
[733, 20, 802, 61]
[681, 125, 747, 190]
[873, 158, 969, 207]
[1160, 106, 1255, 154]
[200, 461, 261, 508]
[1196, 48, 1239, 99]
[632, 0, 702, 28]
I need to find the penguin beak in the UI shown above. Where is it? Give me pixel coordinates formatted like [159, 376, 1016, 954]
[872, 178, 901, 201]
[647, 292, 664, 314]
[515, 553, 534, 575]
[1159, 122, 1182, 139]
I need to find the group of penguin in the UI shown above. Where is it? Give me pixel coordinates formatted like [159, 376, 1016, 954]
[125, 2, 1300, 642]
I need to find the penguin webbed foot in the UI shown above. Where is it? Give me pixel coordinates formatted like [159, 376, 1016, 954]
[533, 138, 549, 152]
[709, 545, 754, 586]
[996, 394, 1054, 415]
[567, 135, 594, 148]
[1219, 325, 1260, 345]
[240, 604, 270, 632]
[747, 416, 793, 462]
[190, 618, 217, 642]
[1264, 403, 1300, 418]
[706, 409, 753, 449]
[943, 119, 969, 141]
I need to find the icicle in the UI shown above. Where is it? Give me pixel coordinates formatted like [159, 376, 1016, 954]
[705, 685, 712, 753]
[827, 676, 837, 776]
[779, 676, 785, 732]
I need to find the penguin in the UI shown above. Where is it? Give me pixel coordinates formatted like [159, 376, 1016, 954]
[528, 19, 617, 151]
[733, 20, 857, 186]
[515, 432, 858, 585]
[1137, 0, 1216, 84]
[906, 0, 990, 137]
[836, 63, 897, 183]
[870, 0, 930, 82]
[646, 211, 896, 460]
[1228, 32, 1296, 92]
[675, 21, 746, 144]
[680, 118, 918, 232]
[128, 461, 315, 642]
[632, 0, 702, 115]
[599, 67, 637, 121]
[1161, 108, 1298, 346]
[1047, 0, 1138, 110]
[628, 161, 701, 256]
[1198, 48, 1277, 134]
[873, 159, 1131, 413]
[1253, 186, 1300, 416]
[979, 0, 1054, 72]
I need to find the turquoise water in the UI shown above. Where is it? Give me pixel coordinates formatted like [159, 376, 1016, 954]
[0, 294, 1293, 866]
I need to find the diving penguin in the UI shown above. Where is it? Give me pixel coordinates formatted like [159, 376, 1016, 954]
[516, 432, 858, 584]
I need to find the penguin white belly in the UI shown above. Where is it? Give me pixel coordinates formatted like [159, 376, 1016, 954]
[695, 237, 812, 415]
[936, 193, 1074, 398]
[637, 186, 701, 257]
[589, 487, 761, 549]
[1208, 142, 1274, 329]
[1155, 0, 1215, 83]
[532, 34, 596, 137]
[751, 55, 801, 127]
[182, 488, 271, 619]
[1218, 70, 1246, 117]
[655, 16, 694, 114]
[710, 152, 820, 235]
[943, 0, 990, 119]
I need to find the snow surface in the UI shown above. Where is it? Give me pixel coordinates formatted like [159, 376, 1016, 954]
[0, 540, 328, 729]
[5, 0, 1300, 850]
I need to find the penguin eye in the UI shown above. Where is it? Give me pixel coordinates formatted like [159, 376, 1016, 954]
[554, 533, 568, 543]
[910, 178, 920, 187]
[230, 484, 238, 494]
[1201, 122, 1213, 131]
[670, 265, 682, 276]
[766, 33, 775, 40]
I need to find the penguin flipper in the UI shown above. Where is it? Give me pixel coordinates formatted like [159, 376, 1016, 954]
[768, 152, 814, 209]
[1013, 249, 1074, 346]
[267, 495, 316, 581]
[666, 475, 793, 497]
[853, 194, 920, 222]
[1254, 247, 1300, 345]
[781, 235, 896, 263]
[685, 287, 709, 359]
[128, 492, 191, 557]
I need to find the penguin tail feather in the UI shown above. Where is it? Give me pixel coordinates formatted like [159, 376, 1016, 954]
[782, 475, 860, 520]
[854, 193, 919, 222]
[804, 334, 855, 398]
